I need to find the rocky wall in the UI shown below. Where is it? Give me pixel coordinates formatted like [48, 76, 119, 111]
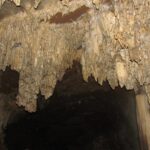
[0, 0, 149, 113]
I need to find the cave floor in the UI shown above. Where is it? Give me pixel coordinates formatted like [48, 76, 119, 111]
[5, 89, 139, 150]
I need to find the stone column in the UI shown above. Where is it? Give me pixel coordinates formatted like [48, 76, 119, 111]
[135, 90, 150, 150]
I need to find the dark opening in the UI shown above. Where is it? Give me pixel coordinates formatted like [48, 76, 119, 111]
[0, 66, 23, 150]
[4, 62, 140, 150]
[0, 66, 19, 94]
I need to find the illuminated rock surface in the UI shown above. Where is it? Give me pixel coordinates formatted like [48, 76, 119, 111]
[0, 0, 150, 149]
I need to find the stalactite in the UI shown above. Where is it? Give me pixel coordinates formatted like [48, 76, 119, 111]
[0, 0, 150, 112]
[136, 91, 150, 150]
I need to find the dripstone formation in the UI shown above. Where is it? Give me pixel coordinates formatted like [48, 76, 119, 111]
[0, 0, 150, 149]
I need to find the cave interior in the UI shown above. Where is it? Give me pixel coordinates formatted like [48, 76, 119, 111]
[0, 62, 140, 150]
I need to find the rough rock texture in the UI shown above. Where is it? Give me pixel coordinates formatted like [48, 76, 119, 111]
[0, 0, 149, 112]
[0, 1, 150, 149]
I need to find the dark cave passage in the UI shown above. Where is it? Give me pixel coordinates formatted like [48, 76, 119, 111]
[3, 63, 140, 150]
[0, 66, 19, 94]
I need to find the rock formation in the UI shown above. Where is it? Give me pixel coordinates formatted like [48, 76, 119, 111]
[0, 0, 150, 149]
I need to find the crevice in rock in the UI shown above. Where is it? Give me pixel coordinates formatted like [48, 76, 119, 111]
[4, 62, 140, 150]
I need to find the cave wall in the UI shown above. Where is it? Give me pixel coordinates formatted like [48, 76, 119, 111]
[0, 0, 149, 112]
[0, 0, 150, 149]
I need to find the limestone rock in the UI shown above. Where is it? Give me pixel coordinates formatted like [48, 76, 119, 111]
[0, 0, 150, 111]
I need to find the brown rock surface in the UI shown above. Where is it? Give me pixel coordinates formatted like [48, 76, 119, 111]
[0, 1, 150, 149]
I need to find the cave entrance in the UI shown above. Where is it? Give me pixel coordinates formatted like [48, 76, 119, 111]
[4, 62, 140, 150]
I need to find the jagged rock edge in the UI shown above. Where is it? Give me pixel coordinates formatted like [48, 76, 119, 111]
[0, 0, 150, 112]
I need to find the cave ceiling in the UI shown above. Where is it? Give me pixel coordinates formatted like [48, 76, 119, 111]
[0, 0, 150, 112]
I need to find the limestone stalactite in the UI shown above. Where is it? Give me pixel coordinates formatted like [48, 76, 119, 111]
[0, 0, 149, 111]
[136, 90, 150, 150]
[0, 0, 150, 149]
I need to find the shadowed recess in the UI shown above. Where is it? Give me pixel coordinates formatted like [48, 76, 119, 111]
[0, 66, 19, 94]
[4, 62, 140, 150]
